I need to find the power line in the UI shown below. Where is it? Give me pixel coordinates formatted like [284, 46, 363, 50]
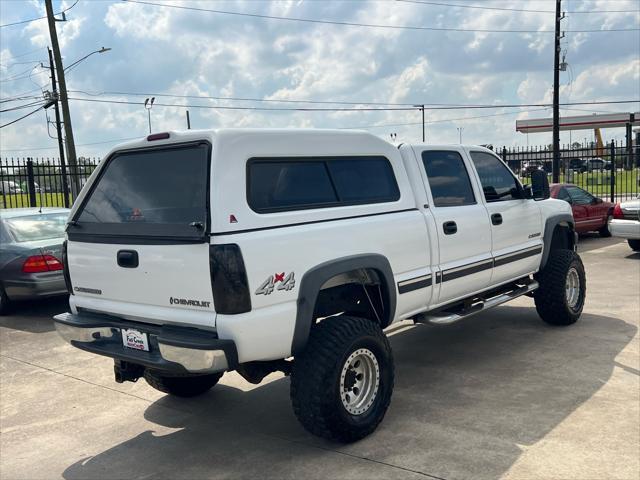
[68, 88, 483, 107]
[0, 66, 49, 83]
[67, 89, 640, 109]
[68, 97, 416, 112]
[0, 87, 47, 103]
[120, 0, 640, 33]
[67, 95, 640, 112]
[0, 0, 79, 28]
[0, 100, 46, 113]
[396, 0, 640, 14]
[1, 48, 44, 60]
[0, 105, 44, 129]
[0, 136, 142, 153]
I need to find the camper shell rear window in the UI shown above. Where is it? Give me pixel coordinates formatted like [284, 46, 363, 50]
[70, 141, 211, 241]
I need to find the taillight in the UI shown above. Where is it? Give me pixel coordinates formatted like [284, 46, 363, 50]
[613, 203, 624, 219]
[209, 244, 251, 314]
[22, 255, 63, 273]
[62, 240, 73, 294]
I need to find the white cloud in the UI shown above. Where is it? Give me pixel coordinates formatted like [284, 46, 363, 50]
[0, 0, 638, 155]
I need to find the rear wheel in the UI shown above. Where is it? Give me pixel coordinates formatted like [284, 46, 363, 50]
[143, 370, 223, 397]
[534, 249, 586, 326]
[598, 215, 613, 237]
[629, 239, 640, 252]
[290, 315, 394, 442]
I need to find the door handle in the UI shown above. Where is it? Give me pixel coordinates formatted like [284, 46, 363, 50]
[491, 213, 503, 225]
[443, 221, 457, 235]
[117, 250, 139, 268]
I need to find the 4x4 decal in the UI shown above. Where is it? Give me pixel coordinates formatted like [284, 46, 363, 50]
[255, 272, 295, 295]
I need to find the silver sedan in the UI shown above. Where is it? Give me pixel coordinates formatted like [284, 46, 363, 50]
[0, 208, 70, 314]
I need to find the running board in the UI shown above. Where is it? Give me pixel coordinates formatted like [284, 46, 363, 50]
[414, 281, 539, 326]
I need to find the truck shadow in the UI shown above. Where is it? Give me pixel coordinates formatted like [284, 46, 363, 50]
[62, 306, 636, 480]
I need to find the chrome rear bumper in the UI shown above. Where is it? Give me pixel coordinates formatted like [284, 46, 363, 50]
[54, 312, 237, 374]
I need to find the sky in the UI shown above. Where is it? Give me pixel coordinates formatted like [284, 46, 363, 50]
[1, 0, 639, 159]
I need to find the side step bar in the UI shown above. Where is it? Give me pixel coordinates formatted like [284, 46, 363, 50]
[414, 281, 539, 326]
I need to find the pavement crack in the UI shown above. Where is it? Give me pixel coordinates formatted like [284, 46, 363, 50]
[0, 353, 160, 407]
[257, 431, 449, 480]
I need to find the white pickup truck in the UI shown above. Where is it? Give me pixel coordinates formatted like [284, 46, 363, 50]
[54, 129, 585, 442]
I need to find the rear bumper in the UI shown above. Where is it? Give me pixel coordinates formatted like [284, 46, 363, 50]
[610, 220, 640, 240]
[4, 273, 67, 300]
[53, 311, 238, 374]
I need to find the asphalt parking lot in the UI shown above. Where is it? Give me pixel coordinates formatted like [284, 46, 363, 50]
[1, 235, 638, 480]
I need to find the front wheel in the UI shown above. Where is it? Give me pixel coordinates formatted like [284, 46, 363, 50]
[534, 249, 586, 326]
[290, 315, 394, 442]
[629, 239, 640, 251]
[143, 370, 223, 397]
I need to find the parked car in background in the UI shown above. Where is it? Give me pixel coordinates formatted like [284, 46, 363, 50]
[610, 197, 640, 251]
[0, 208, 70, 314]
[585, 158, 612, 172]
[567, 158, 587, 173]
[1, 180, 23, 194]
[522, 160, 546, 175]
[550, 184, 614, 236]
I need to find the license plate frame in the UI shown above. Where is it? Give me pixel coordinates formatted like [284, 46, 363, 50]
[121, 328, 150, 352]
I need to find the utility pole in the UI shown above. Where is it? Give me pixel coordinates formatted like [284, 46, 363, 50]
[552, 0, 563, 183]
[45, 0, 80, 197]
[47, 47, 69, 208]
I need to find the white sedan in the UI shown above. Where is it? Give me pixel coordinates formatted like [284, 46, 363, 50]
[610, 197, 640, 251]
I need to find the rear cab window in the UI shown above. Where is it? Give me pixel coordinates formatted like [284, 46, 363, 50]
[247, 156, 400, 213]
[70, 142, 211, 240]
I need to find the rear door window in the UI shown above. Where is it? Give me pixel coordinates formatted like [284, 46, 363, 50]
[247, 156, 399, 213]
[421, 151, 476, 207]
[73, 142, 210, 239]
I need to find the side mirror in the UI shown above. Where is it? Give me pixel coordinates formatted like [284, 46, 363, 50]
[522, 185, 533, 199]
[531, 170, 550, 200]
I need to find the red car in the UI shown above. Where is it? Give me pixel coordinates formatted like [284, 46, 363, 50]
[550, 184, 615, 236]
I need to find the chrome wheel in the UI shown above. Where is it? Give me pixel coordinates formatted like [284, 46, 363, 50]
[340, 348, 380, 415]
[565, 267, 581, 309]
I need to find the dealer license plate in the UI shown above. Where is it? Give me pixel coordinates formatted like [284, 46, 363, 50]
[121, 329, 149, 352]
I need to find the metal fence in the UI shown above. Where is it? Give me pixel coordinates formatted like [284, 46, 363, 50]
[0, 157, 100, 209]
[497, 139, 639, 202]
[1, 140, 638, 209]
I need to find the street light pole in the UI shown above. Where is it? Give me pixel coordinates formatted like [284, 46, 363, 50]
[64, 47, 111, 72]
[457, 127, 463, 144]
[414, 104, 425, 142]
[144, 97, 155, 134]
[45, 0, 79, 197]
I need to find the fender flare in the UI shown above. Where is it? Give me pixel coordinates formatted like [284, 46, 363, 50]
[540, 213, 576, 270]
[291, 254, 396, 356]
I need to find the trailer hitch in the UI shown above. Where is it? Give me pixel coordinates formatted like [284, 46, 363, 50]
[114, 360, 145, 383]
